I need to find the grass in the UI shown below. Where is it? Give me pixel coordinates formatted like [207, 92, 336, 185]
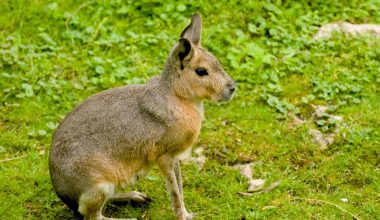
[1, 0, 380, 219]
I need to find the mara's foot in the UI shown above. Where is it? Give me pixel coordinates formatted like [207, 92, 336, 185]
[110, 191, 151, 204]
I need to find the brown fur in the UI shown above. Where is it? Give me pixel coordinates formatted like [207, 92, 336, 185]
[49, 13, 235, 220]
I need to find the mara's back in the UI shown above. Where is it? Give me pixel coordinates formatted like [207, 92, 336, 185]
[49, 82, 166, 208]
[51, 83, 163, 159]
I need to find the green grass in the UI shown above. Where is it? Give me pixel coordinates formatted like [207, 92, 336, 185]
[1, 0, 380, 219]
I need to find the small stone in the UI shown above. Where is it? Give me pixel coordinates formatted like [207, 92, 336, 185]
[341, 198, 349, 202]
[39, 148, 46, 155]
[330, 115, 343, 121]
[309, 128, 335, 150]
[248, 179, 265, 192]
[262, 180, 281, 193]
[233, 163, 253, 180]
[312, 105, 329, 118]
[262, 206, 276, 210]
[180, 147, 206, 169]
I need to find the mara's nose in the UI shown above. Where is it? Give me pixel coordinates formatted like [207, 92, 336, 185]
[227, 82, 236, 93]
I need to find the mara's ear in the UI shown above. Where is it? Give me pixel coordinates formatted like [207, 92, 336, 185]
[171, 38, 194, 70]
[180, 12, 202, 46]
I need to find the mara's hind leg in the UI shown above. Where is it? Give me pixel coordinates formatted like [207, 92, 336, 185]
[78, 183, 136, 220]
[110, 191, 151, 204]
[78, 183, 110, 220]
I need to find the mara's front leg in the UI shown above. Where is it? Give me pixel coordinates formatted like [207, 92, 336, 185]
[157, 155, 193, 220]
[174, 159, 196, 219]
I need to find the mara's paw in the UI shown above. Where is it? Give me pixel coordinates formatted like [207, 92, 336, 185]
[185, 212, 197, 220]
[111, 191, 152, 204]
[127, 191, 152, 203]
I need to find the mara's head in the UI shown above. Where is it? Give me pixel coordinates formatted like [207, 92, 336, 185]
[165, 13, 236, 102]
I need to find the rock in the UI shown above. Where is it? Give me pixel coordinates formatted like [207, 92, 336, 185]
[309, 128, 335, 150]
[262, 181, 280, 193]
[312, 105, 329, 118]
[233, 163, 253, 180]
[181, 147, 206, 169]
[314, 22, 380, 39]
[248, 179, 265, 192]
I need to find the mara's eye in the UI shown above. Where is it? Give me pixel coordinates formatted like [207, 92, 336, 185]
[195, 68, 208, 76]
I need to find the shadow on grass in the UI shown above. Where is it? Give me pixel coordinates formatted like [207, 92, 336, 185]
[104, 200, 150, 219]
[49, 200, 150, 219]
